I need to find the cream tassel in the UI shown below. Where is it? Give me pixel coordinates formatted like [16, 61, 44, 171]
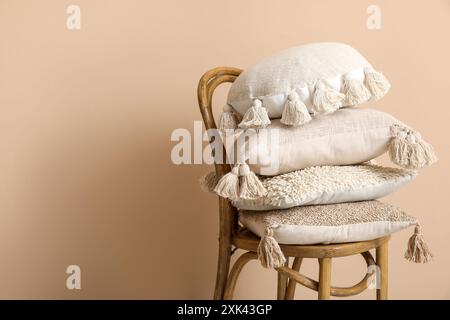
[238, 163, 267, 200]
[404, 224, 433, 263]
[389, 125, 438, 169]
[280, 91, 312, 126]
[238, 99, 271, 130]
[213, 165, 240, 200]
[364, 68, 391, 100]
[312, 80, 344, 115]
[218, 104, 239, 131]
[199, 171, 218, 193]
[343, 74, 372, 106]
[257, 226, 286, 269]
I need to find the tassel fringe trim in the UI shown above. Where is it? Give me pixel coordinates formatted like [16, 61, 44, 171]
[280, 91, 312, 126]
[364, 68, 391, 101]
[257, 226, 286, 269]
[207, 164, 266, 201]
[218, 104, 239, 131]
[405, 223, 433, 263]
[389, 124, 438, 169]
[312, 80, 344, 115]
[238, 164, 267, 200]
[233, 68, 390, 129]
[238, 99, 271, 130]
[343, 76, 372, 106]
[213, 166, 240, 201]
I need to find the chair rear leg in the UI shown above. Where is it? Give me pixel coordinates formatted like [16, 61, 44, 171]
[214, 199, 237, 300]
[214, 236, 232, 300]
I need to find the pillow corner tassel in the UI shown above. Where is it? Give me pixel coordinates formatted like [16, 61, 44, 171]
[218, 104, 239, 131]
[280, 91, 312, 126]
[238, 163, 267, 200]
[213, 165, 240, 200]
[388, 124, 438, 169]
[312, 80, 344, 115]
[404, 223, 433, 263]
[238, 99, 271, 130]
[257, 226, 286, 269]
[343, 73, 372, 106]
[364, 67, 391, 100]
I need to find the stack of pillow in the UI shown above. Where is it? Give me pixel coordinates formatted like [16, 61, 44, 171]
[200, 42, 436, 268]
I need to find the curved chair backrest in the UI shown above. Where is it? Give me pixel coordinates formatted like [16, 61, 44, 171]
[198, 67, 248, 300]
[197, 67, 242, 177]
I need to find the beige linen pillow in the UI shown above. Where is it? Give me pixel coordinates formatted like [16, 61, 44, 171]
[221, 42, 390, 130]
[242, 108, 436, 176]
[239, 201, 432, 268]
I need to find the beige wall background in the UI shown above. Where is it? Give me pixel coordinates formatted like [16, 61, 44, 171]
[0, 0, 449, 299]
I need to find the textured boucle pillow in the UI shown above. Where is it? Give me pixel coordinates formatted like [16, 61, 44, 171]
[221, 42, 390, 130]
[205, 108, 436, 202]
[239, 201, 432, 268]
[232, 164, 416, 210]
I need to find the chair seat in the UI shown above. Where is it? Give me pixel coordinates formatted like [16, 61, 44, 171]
[233, 227, 390, 259]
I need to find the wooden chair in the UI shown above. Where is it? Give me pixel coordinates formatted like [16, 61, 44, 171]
[197, 67, 390, 300]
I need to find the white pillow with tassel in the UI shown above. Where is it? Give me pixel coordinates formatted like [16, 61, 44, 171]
[240, 108, 436, 176]
[221, 42, 390, 130]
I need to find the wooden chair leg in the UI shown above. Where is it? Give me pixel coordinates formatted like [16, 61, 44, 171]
[223, 252, 257, 300]
[213, 238, 232, 300]
[376, 241, 388, 300]
[318, 258, 332, 300]
[285, 257, 303, 300]
[277, 258, 289, 300]
[214, 201, 236, 300]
